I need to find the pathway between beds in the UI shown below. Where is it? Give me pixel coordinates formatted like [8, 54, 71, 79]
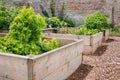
[67, 36, 120, 80]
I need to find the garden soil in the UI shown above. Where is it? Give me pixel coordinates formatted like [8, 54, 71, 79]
[67, 36, 120, 80]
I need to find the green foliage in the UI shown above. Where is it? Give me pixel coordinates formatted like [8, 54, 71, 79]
[78, 25, 99, 35]
[60, 21, 68, 26]
[0, 0, 20, 30]
[109, 27, 120, 35]
[46, 17, 61, 28]
[0, 7, 59, 55]
[46, 16, 68, 28]
[8, 7, 46, 42]
[84, 11, 108, 31]
[40, 38, 59, 52]
[58, 25, 99, 35]
[0, 37, 5, 52]
[64, 18, 75, 27]
[0, 7, 46, 55]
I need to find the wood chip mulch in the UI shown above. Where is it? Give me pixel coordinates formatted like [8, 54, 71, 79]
[67, 36, 120, 80]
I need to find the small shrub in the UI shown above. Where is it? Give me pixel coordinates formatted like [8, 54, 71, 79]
[64, 19, 75, 27]
[46, 17, 61, 28]
[84, 11, 108, 31]
[0, 7, 59, 55]
[3, 7, 46, 55]
[40, 38, 59, 52]
[60, 21, 67, 27]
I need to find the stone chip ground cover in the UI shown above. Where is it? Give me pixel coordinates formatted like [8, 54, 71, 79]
[67, 36, 120, 80]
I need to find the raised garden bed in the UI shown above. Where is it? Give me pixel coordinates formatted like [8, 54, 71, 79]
[102, 30, 109, 42]
[44, 32, 103, 55]
[0, 38, 83, 80]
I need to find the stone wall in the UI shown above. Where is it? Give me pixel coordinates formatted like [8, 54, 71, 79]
[4, 0, 120, 26]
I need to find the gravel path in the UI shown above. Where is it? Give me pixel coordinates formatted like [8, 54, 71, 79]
[67, 36, 120, 80]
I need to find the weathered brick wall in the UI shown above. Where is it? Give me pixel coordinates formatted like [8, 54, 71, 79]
[4, 0, 120, 26]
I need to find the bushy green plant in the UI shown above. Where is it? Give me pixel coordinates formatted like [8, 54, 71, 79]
[60, 21, 67, 27]
[84, 11, 108, 31]
[0, 0, 20, 30]
[1, 7, 46, 55]
[77, 25, 99, 35]
[64, 19, 75, 27]
[46, 17, 61, 28]
[0, 7, 59, 55]
[40, 38, 59, 51]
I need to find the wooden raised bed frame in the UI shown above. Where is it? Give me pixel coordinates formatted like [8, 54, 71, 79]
[44, 32, 103, 55]
[0, 38, 83, 80]
[42, 28, 57, 33]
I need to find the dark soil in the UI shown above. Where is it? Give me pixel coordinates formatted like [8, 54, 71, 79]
[67, 36, 120, 80]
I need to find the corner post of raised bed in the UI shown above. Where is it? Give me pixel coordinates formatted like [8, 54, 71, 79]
[27, 58, 34, 80]
[102, 30, 109, 42]
[99, 32, 103, 47]
[102, 30, 106, 42]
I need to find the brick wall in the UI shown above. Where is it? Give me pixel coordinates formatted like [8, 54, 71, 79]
[4, 0, 120, 26]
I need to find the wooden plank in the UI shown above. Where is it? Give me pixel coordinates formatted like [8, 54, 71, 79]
[0, 53, 28, 80]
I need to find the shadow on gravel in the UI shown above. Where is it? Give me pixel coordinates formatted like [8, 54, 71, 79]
[67, 64, 93, 80]
[106, 38, 115, 43]
[93, 45, 108, 56]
